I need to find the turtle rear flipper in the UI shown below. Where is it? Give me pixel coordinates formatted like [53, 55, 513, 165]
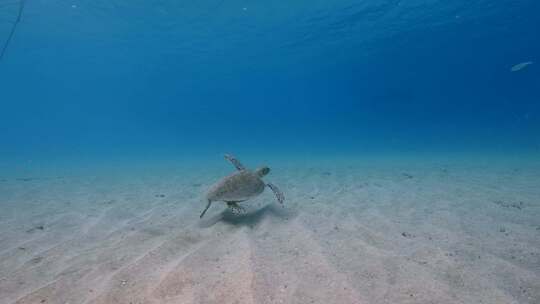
[227, 201, 246, 214]
[200, 200, 212, 218]
[267, 183, 284, 206]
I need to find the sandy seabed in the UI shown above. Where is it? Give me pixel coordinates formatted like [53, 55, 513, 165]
[0, 157, 539, 304]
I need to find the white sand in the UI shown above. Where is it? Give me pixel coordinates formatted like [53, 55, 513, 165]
[0, 157, 539, 304]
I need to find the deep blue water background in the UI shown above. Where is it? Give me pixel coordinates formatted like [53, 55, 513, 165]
[1, 0, 539, 164]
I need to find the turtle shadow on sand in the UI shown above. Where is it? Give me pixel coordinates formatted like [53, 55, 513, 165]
[198, 204, 296, 229]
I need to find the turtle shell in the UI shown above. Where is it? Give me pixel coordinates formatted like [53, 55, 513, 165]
[206, 170, 265, 202]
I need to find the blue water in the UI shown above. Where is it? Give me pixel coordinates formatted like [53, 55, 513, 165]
[1, 0, 539, 163]
[2, 3, 540, 302]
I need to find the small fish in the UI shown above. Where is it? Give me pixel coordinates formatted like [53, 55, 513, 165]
[511, 61, 533, 72]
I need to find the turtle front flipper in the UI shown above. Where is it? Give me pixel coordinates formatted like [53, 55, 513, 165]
[227, 201, 246, 215]
[224, 154, 246, 171]
[200, 200, 212, 218]
[267, 183, 285, 206]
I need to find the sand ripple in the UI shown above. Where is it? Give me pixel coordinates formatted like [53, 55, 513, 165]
[0, 161, 539, 303]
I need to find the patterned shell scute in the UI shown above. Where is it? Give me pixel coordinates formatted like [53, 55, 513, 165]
[206, 171, 265, 202]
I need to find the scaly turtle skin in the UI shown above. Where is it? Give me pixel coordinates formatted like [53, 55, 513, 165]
[200, 154, 284, 218]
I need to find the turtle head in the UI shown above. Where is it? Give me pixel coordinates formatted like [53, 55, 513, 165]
[255, 166, 270, 177]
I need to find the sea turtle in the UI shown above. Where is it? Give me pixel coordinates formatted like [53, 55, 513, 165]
[200, 154, 284, 218]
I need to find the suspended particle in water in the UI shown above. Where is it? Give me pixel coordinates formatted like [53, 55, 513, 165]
[511, 61, 533, 72]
